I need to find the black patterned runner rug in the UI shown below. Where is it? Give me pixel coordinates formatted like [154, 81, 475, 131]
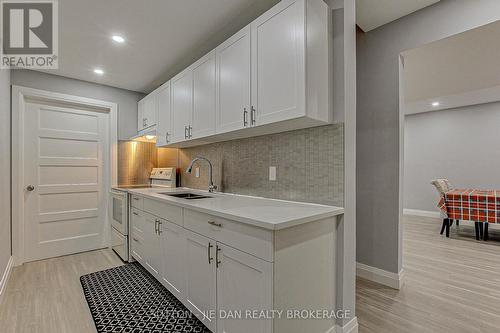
[80, 262, 210, 333]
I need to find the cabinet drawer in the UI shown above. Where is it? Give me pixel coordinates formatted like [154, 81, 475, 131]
[131, 208, 145, 236]
[143, 198, 183, 226]
[184, 209, 274, 262]
[131, 194, 143, 209]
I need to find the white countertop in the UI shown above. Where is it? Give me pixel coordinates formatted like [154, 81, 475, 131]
[125, 187, 344, 230]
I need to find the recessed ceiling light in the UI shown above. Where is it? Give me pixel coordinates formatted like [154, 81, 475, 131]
[112, 35, 125, 43]
[431, 101, 440, 107]
[94, 68, 104, 75]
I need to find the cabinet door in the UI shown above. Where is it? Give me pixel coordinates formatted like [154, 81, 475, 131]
[171, 69, 193, 143]
[159, 220, 186, 302]
[216, 26, 251, 134]
[156, 82, 172, 146]
[137, 99, 146, 131]
[130, 208, 146, 265]
[185, 230, 217, 332]
[251, 0, 305, 126]
[192, 51, 216, 139]
[216, 243, 273, 333]
[144, 213, 161, 277]
[144, 93, 157, 129]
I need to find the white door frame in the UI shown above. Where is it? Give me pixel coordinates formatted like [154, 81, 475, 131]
[11, 85, 118, 266]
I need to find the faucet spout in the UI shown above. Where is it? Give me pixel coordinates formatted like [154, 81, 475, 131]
[186, 156, 218, 193]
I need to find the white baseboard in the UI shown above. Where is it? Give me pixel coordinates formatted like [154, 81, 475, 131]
[0, 256, 14, 299]
[403, 208, 441, 218]
[335, 317, 358, 333]
[356, 262, 405, 290]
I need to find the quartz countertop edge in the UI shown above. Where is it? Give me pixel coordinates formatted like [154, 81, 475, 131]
[126, 187, 344, 231]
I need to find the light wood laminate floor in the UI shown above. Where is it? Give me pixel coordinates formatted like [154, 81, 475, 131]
[357, 215, 500, 333]
[0, 249, 123, 333]
[2, 218, 500, 333]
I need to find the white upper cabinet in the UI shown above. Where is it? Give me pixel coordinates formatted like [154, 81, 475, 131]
[192, 51, 216, 139]
[138, 93, 157, 131]
[152, 0, 330, 147]
[155, 82, 172, 146]
[216, 26, 251, 134]
[251, 0, 305, 126]
[171, 68, 193, 143]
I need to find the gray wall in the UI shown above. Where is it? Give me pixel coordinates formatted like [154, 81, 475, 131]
[0, 69, 11, 281]
[179, 124, 344, 207]
[404, 103, 500, 212]
[10, 70, 145, 140]
[357, 0, 500, 274]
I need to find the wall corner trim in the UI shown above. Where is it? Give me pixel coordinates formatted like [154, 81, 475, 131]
[356, 262, 405, 290]
[403, 209, 441, 219]
[0, 256, 14, 299]
[335, 316, 359, 333]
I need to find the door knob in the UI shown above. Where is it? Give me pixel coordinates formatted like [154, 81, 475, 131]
[26, 185, 35, 191]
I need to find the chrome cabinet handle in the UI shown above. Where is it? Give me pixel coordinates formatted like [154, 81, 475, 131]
[216, 245, 221, 268]
[208, 242, 213, 264]
[133, 237, 139, 242]
[26, 185, 35, 191]
[133, 212, 139, 216]
[184, 126, 188, 139]
[166, 132, 170, 143]
[243, 107, 248, 127]
[157, 220, 163, 235]
[188, 125, 192, 138]
[133, 197, 140, 201]
[208, 221, 222, 228]
[251, 106, 256, 126]
[154, 219, 159, 234]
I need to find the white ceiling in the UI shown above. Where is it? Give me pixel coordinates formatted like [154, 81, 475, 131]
[356, 0, 440, 32]
[403, 19, 500, 104]
[35, 0, 444, 94]
[402, 20, 500, 114]
[37, 0, 279, 93]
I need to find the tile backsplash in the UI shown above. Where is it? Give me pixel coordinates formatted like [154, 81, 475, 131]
[176, 124, 344, 207]
[118, 124, 344, 207]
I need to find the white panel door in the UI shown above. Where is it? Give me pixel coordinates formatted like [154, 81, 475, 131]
[192, 51, 216, 139]
[216, 243, 273, 333]
[185, 229, 217, 332]
[144, 213, 161, 277]
[171, 69, 193, 143]
[251, 0, 305, 126]
[159, 220, 186, 301]
[156, 82, 172, 146]
[216, 25, 251, 134]
[24, 103, 108, 262]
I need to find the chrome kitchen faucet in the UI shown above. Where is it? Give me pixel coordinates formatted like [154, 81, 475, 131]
[186, 156, 218, 193]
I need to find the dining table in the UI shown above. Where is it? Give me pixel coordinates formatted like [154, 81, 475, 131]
[438, 189, 500, 240]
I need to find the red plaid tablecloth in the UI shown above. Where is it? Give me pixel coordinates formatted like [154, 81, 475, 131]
[438, 189, 500, 223]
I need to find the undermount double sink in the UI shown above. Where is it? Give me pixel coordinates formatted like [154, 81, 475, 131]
[160, 192, 213, 200]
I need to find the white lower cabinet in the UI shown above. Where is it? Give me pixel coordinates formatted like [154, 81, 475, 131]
[130, 208, 146, 265]
[129, 196, 338, 333]
[159, 220, 186, 301]
[143, 213, 162, 277]
[216, 243, 273, 333]
[185, 230, 217, 332]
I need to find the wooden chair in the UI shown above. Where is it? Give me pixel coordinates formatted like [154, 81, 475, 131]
[431, 179, 459, 237]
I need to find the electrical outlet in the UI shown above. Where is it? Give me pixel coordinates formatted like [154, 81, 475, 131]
[195, 167, 200, 178]
[269, 166, 277, 181]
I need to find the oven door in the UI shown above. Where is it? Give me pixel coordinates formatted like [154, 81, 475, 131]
[109, 190, 128, 235]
